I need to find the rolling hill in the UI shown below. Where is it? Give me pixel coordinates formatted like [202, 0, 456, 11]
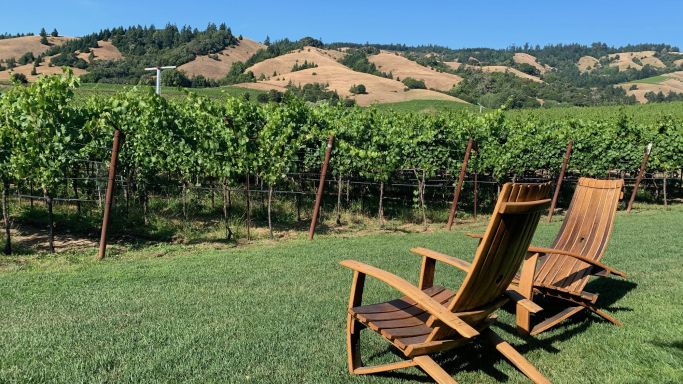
[178, 38, 264, 79]
[367, 51, 463, 91]
[0, 35, 74, 61]
[619, 71, 683, 102]
[2, 24, 683, 107]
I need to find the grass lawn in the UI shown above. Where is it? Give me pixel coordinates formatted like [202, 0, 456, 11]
[0, 206, 682, 383]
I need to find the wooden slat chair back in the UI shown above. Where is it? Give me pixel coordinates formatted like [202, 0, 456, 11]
[534, 178, 623, 294]
[451, 183, 552, 312]
[340, 182, 552, 384]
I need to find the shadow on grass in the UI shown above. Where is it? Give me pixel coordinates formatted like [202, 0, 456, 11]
[360, 278, 638, 383]
[650, 340, 683, 352]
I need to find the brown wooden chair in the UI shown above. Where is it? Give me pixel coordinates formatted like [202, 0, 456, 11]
[340, 182, 552, 384]
[466, 178, 628, 335]
[514, 177, 628, 335]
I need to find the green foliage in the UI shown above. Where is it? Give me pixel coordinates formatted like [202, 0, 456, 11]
[291, 60, 318, 72]
[18, 52, 35, 66]
[339, 48, 391, 78]
[220, 62, 256, 85]
[9, 73, 28, 84]
[0, 72, 680, 211]
[2, 70, 82, 194]
[71, 24, 238, 84]
[285, 83, 343, 104]
[349, 84, 366, 94]
[402, 77, 426, 89]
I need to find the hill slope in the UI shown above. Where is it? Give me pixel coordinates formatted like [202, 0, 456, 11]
[236, 64, 467, 106]
[0, 35, 74, 61]
[178, 38, 264, 79]
[368, 51, 462, 91]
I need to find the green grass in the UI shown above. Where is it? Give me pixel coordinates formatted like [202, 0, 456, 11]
[0, 205, 681, 383]
[371, 99, 474, 113]
[632, 75, 670, 85]
[76, 83, 265, 100]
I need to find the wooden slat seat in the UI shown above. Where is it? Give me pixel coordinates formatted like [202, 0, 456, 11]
[340, 182, 552, 384]
[351, 286, 456, 348]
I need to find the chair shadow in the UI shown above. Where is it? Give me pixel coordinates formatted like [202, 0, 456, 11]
[650, 340, 683, 352]
[500, 276, 638, 334]
[371, 343, 510, 383]
[355, 277, 639, 382]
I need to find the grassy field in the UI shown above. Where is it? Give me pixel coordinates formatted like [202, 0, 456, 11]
[632, 75, 669, 85]
[0, 205, 681, 383]
[76, 83, 265, 100]
[371, 99, 474, 113]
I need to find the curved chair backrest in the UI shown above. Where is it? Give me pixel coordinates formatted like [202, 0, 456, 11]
[450, 182, 552, 313]
[535, 178, 623, 293]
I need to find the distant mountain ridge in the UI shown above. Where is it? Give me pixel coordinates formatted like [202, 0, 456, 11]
[1, 24, 681, 107]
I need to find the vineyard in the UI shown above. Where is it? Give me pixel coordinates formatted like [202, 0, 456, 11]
[1, 71, 682, 255]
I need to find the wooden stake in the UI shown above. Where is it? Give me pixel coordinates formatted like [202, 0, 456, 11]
[447, 138, 473, 230]
[246, 173, 251, 241]
[309, 136, 334, 240]
[548, 139, 573, 222]
[97, 129, 121, 260]
[663, 174, 668, 209]
[627, 143, 652, 213]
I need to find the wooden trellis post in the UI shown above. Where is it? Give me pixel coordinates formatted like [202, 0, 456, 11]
[97, 129, 122, 260]
[627, 143, 652, 213]
[548, 139, 573, 222]
[447, 138, 473, 230]
[309, 136, 334, 240]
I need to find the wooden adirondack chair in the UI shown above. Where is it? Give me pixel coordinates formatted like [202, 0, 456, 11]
[340, 182, 552, 384]
[513, 177, 628, 335]
[465, 178, 628, 335]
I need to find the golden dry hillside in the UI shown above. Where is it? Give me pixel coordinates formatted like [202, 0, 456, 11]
[607, 51, 665, 71]
[513, 53, 551, 74]
[618, 71, 683, 102]
[76, 41, 123, 61]
[0, 35, 74, 61]
[577, 56, 600, 72]
[244, 46, 345, 79]
[444, 61, 543, 83]
[0, 58, 86, 82]
[367, 51, 462, 91]
[236, 64, 467, 106]
[178, 38, 265, 79]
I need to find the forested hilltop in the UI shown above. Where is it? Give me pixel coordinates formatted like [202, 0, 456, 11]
[1, 23, 682, 108]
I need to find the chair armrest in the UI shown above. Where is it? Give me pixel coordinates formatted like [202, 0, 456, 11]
[505, 288, 543, 313]
[528, 246, 627, 278]
[340, 260, 480, 339]
[410, 247, 471, 273]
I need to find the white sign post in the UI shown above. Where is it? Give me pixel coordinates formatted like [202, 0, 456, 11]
[144, 66, 177, 95]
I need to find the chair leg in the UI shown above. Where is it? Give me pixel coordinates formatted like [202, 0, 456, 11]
[346, 314, 419, 375]
[347, 314, 362, 373]
[482, 329, 550, 384]
[413, 355, 459, 384]
[580, 302, 623, 326]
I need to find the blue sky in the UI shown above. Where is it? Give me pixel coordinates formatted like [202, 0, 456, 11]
[1, 0, 681, 49]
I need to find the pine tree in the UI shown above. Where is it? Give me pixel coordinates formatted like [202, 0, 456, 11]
[50, 29, 58, 37]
